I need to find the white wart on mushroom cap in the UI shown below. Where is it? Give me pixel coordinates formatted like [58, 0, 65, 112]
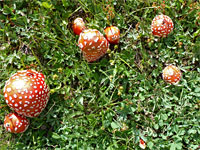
[78, 29, 109, 62]
[4, 112, 29, 133]
[151, 15, 173, 37]
[4, 70, 50, 117]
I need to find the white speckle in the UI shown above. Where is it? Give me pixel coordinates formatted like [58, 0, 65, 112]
[34, 86, 37, 89]
[6, 100, 8, 103]
[15, 103, 18, 107]
[13, 94, 17, 98]
[15, 127, 18, 131]
[24, 89, 28, 93]
[30, 91, 33, 94]
[167, 68, 174, 76]
[7, 88, 11, 92]
[34, 112, 40, 117]
[19, 101, 22, 104]
[94, 37, 99, 42]
[9, 96, 12, 100]
[24, 104, 28, 107]
[16, 120, 19, 125]
[12, 100, 15, 103]
[5, 93, 8, 97]
[40, 86, 43, 89]
[21, 92, 24, 95]
[79, 43, 83, 49]
[29, 96, 32, 99]
[19, 96, 22, 99]
[25, 101, 30, 104]
[35, 90, 38, 93]
[19, 107, 22, 110]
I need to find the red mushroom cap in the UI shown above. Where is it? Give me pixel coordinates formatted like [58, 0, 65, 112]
[139, 139, 146, 149]
[78, 29, 109, 62]
[4, 112, 29, 133]
[162, 65, 181, 84]
[104, 26, 120, 44]
[151, 15, 173, 37]
[72, 18, 86, 35]
[4, 70, 50, 117]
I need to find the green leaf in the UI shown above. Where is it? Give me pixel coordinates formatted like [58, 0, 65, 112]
[111, 122, 119, 129]
[52, 132, 60, 139]
[42, 2, 52, 9]
[170, 143, 176, 150]
[147, 142, 154, 149]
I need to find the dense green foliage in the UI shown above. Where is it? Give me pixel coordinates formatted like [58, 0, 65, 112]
[0, 0, 200, 149]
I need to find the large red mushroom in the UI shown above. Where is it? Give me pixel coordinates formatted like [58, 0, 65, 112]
[151, 15, 173, 37]
[78, 29, 109, 62]
[4, 70, 50, 117]
[4, 112, 29, 133]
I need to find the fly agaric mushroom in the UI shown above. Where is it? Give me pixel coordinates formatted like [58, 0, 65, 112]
[4, 70, 50, 117]
[72, 17, 86, 35]
[162, 65, 181, 84]
[151, 15, 173, 37]
[104, 26, 120, 44]
[139, 139, 146, 149]
[78, 29, 109, 62]
[4, 112, 29, 133]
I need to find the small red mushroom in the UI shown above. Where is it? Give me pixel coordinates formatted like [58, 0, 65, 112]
[162, 65, 181, 84]
[78, 29, 109, 62]
[4, 70, 50, 117]
[4, 112, 29, 133]
[72, 18, 86, 35]
[104, 26, 120, 44]
[151, 15, 173, 37]
[139, 139, 146, 149]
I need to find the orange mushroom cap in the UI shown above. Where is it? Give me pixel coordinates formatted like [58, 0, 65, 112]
[104, 26, 120, 44]
[151, 15, 173, 37]
[4, 70, 50, 117]
[162, 65, 181, 84]
[78, 29, 109, 62]
[72, 18, 86, 35]
[4, 112, 29, 133]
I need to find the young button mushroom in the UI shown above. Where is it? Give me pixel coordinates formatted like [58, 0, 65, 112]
[4, 70, 50, 117]
[4, 112, 29, 133]
[151, 15, 173, 37]
[104, 26, 120, 44]
[162, 65, 181, 84]
[78, 29, 109, 62]
[72, 17, 86, 35]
